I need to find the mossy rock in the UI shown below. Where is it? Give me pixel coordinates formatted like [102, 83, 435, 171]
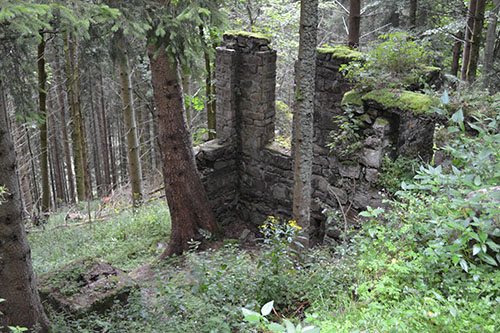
[317, 46, 364, 61]
[342, 90, 363, 107]
[225, 30, 270, 42]
[38, 259, 136, 317]
[362, 89, 438, 115]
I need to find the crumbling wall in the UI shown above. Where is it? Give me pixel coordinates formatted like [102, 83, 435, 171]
[197, 33, 436, 244]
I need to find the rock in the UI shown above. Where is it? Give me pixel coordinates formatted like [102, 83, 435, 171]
[239, 229, 255, 242]
[360, 149, 382, 168]
[339, 163, 361, 179]
[372, 117, 392, 136]
[38, 259, 136, 317]
[365, 168, 379, 183]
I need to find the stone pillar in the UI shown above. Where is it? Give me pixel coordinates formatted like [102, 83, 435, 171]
[215, 32, 277, 156]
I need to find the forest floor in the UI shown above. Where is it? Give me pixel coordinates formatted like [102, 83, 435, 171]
[28, 158, 500, 332]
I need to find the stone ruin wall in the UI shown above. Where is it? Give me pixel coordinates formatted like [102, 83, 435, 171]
[195, 33, 436, 243]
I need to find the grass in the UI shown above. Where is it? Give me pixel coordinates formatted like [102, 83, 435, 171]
[30, 199, 171, 274]
[29, 115, 500, 331]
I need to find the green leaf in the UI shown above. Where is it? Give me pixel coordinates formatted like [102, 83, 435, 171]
[261, 301, 274, 316]
[451, 108, 464, 124]
[478, 252, 498, 266]
[284, 319, 296, 333]
[267, 322, 286, 332]
[474, 175, 482, 186]
[460, 259, 468, 272]
[440, 90, 449, 105]
[472, 243, 481, 256]
[244, 314, 261, 323]
[302, 327, 321, 333]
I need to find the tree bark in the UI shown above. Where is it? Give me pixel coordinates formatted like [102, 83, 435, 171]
[409, 0, 417, 27]
[461, 0, 477, 80]
[38, 36, 50, 213]
[348, 0, 360, 48]
[63, 32, 87, 201]
[451, 31, 464, 77]
[48, 93, 65, 204]
[466, 0, 487, 82]
[55, 50, 75, 203]
[293, 0, 318, 249]
[0, 91, 50, 332]
[98, 67, 112, 194]
[116, 33, 143, 207]
[200, 26, 216, 139]
[483, 0, 500, 89]
[148, 43, 219, 257]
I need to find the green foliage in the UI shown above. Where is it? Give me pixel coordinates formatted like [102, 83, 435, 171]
[30, 200, 171, 274]
[242, 300, 320, 332]
[376, 155, 420, 195]
[341, 32, 434, 91]
[327, 106, 364, 160]
[0, 185, 6, 205]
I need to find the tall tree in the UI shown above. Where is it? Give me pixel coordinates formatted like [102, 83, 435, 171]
[147, 0, 224, 256]
[461, 0, 477, 80]
[114, 32, 143, 206]
[466, 0, 487, 82]
[293, 0, 319, 248]
[0, 86, 50, 332]
[409, 0, 417, 27]
[348, 0, 360, 48]
[38, 34, 51, 213]
[483, 0, 500, 88]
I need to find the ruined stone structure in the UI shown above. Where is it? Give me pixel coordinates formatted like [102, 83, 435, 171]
[196, 33, 437, 243]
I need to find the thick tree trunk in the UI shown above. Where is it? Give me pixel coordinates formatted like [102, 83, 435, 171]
[293, 0, 318, 248]
[148, 45, 219, 257]
[348, 0, 361, 48]
[466, 0, 487, 82]
[0, 94, 50, 332]
[55, 51, 75, 203]
[88, 68, 103, 196]
[117, 33, 143, 207]
[409, 0, 417, 27]
[483, 0, 500, 89]
[461, 0, 477, 80]
[451, 31, 464, 77]
[38, 36, 50, 213]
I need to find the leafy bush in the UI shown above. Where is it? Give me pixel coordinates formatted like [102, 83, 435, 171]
[341, 32, 434, 91]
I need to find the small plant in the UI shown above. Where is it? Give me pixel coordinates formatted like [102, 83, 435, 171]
[242, 301, 320, 333]
[328, 106, 364, 160]
[376, 155, 420, 194]
[341, 32, 433, 91]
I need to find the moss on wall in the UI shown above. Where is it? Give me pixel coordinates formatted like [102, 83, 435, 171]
[362, 89, 437, 114]
[317, 46, 364, 61]
[225, 30, 270, 42]
[342, 90, 363, 106]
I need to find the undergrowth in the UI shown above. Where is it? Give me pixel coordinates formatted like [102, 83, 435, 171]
[30, 111, 500, 332]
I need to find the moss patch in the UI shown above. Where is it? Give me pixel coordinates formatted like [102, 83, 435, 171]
[362, 89, 437, 114]
[225, 30, 270, 42]
[342, 90, 363, 106]
[318, 46, 364, 61]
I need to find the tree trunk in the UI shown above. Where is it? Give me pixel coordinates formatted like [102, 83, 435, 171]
[98, 67, 112, 194]
[148, 44, 219, 257]
[63, 33, 87, 201]
[38, 36, 50, 213]
[466, 0, 487, 82]
[293, 0, 318, 249]
[409, 0, 417, 27]
[55, 51, 75, 203]
[116, 33, 143, 207]
[461, 0, 477, 80]
[483, 0, 500, 89]
[48, 93, 65, 204]
[200, 26, 216, 139]
[451, 31, 464, 77]
[348, 0, 361, 48]
[0, 92, 50, 332]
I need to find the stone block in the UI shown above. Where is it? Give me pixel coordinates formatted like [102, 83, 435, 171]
[360, 148, 382, 168]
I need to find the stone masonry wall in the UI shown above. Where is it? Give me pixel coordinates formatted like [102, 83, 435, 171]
[197, 33, 436, 244]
